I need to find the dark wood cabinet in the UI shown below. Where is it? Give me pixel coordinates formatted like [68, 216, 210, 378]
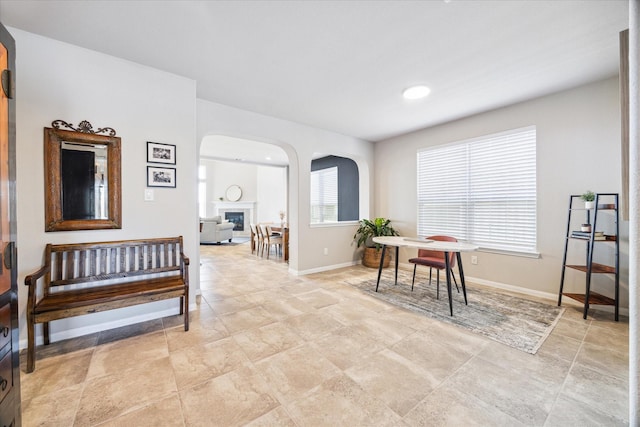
[0, 22, 20, 426]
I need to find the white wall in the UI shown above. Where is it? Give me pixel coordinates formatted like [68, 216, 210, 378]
[256, 166, 287, 224]
[12, 28, 198, 346]
[196, 100, 375, 274]
[376, 77, 628, 306]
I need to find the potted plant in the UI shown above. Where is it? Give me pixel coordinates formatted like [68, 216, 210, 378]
[581, 190, 595, 209]
[353, 218, 399, 268]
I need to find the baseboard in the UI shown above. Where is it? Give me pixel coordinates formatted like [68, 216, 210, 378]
[293, 260, 360, 276]
[19, 304, 195, 351]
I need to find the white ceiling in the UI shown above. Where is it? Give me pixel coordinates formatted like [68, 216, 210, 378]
[0, 0, 629, 148]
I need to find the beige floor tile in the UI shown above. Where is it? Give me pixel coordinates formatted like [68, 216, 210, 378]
[258, 296, 316, 320]
[536, 331, 582, 362]
[254, 343, 341, 404]
[21, 383, 84, 427]
[545, 393, 627, 426]
[561, 363, 629, 421]
[165, 315, 229, 353]
[350, 315, 417, 346]
[233, 322, 305, 362]
[549, 317, 591, 341]
[295, 288, 341, 308]
[403, 384, 526, 426]
[87, 330, 169, 379]
[180, 365, 279, 426]
[219, 305, 278, 334]
[245, 406, 297, 427]
[286, 374, 405, 426]
[345, 348, 440, 416]
[283, 311, 343, 341]
[584, 323, 629, 351]
[202, 293, 257, 315]
[73, 357, 177, 426]
[20, 350, 93, 399]
[311, 326, 386, 370]
[170, 336, 250, 390]
[443, 354, 558, 425]
[98, 394, 184, 427]
[574, 342, 628, 379]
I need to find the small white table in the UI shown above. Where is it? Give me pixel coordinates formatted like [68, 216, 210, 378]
[372, 236, 479, 316]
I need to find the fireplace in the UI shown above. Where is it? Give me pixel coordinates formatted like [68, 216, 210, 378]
[215, 201, 255, 237]
[225, 212, 244, 231]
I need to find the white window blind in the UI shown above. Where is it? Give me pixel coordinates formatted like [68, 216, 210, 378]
[417, 126, 537, 255]
[311, 166, 338, 223]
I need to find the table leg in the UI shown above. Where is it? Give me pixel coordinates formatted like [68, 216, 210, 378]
[456, 252, 468, 305]
[375, 245, 387, 292]
[394, 246, 399, 285]
[444, 252, 453, 316]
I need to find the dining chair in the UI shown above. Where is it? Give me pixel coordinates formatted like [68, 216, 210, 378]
[261, 224, 283, 259]
[249, 223, 261, 255]
[408, 235, 460, 299]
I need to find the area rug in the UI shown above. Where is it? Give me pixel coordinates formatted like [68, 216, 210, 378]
[200, 237, 250, 246]
[345, 270, 564, 354]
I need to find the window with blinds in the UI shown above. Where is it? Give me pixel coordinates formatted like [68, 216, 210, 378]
[311, 166, 338, 223]
[417, 125, 537, 255]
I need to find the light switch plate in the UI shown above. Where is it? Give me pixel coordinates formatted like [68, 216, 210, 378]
[144, 189, 154, 201]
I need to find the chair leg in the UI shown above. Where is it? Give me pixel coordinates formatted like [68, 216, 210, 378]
[436, 270, 440, 300]
[452, 270, 460, 293]
[411, 264, 417, 291]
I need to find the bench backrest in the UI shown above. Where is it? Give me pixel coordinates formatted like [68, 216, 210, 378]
[44, 237, 185, 290]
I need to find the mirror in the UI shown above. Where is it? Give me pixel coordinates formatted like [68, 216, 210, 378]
[226, 184, 242, 202]
[44, 120, 121, 231]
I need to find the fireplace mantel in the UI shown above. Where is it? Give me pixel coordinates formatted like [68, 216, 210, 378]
[214, 201, 256, 210]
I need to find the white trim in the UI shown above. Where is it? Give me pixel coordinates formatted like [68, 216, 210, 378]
[19, 305, 194, 350]
[292, 260, 359, 276]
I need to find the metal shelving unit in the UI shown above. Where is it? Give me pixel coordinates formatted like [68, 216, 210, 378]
[557, 193, 619, 321]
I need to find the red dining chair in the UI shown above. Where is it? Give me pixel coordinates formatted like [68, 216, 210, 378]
[408, 235, 459, 299]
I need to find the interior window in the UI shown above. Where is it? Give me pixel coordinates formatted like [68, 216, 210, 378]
[310, 155, 359, 224]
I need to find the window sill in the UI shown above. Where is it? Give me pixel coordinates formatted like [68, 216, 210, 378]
[310, 221, 359, 228]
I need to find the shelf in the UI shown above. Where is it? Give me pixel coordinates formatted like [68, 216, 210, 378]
[559, 193, 619, 321]
[566, 263, 616, 274]
[563, 292, 616, 306]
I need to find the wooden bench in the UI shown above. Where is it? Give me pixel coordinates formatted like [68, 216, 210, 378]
[24, 236, 189, 373]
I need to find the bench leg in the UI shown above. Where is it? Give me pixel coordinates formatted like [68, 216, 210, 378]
[43, 322, 50, 345]
[183, 293, 189, 332]
[26, 312, 35, 373]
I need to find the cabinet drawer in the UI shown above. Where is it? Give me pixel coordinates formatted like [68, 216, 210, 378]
[0, 304, 9, 352]
[0, 351, 11, 405]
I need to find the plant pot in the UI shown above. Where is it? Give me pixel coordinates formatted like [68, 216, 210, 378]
[585, 201, 595, 209]
[362, 246, 391, 268]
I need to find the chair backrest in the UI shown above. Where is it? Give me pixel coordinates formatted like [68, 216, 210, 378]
[259, 224, 270, 243]
[266, 225, 282, 241]
[249, 223, 260, 241]
[417, 235, 458, 267]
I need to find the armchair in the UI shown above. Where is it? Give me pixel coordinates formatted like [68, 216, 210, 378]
[200, 216, 235, 244]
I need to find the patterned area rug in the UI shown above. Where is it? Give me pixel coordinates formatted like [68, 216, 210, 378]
[346, 270, 564, 354]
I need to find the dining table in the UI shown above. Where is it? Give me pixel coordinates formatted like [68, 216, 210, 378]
[270, 225, 289, 261]
[372, 236, 479, 316]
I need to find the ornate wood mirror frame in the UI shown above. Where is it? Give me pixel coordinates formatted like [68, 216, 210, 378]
[44, 120, 122, 231]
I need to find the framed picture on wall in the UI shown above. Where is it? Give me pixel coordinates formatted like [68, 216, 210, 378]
[147, 141, 176, 165]
[147, 166, 176, 188]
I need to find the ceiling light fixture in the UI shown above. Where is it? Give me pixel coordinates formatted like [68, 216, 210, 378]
[403, 85, 431, 100]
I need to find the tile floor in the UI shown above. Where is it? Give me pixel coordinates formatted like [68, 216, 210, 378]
[20, 242, 629, 426]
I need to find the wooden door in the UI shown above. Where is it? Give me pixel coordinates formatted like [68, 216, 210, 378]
[0, 22, 20, 426]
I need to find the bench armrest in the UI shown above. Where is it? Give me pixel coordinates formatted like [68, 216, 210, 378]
[24, 265, 50, 287]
